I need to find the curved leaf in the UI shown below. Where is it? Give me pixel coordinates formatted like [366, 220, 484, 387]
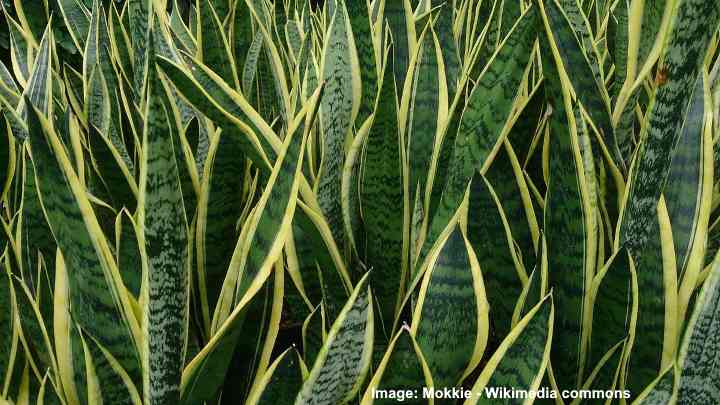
[25, 99, 142, 403]
[677, 254, 720, 404]
[465, 294, 554, 405]
[246, 348, 307, 405]
[360, 326, 434, 405]
[317, 0, 360, 245]
[421, 5, 537, 267]
[295, 273, 374, 405]
[180, 103, 310, 403]
[138, 47, 190, 403]
[361, 47, 405, 332]
[412, 225, 489, 387]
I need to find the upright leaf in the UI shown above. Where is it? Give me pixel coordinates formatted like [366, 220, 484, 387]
[360, 326, 434, 404]
[25, 99, 142, 403]
[421, 6, 537, 267]
[467, 174, 525, 338]
[347, 0, 378, 124]
[412, 225, 489, 388]
[197, 0, 239, 89]
[295, 273, 374, 405]
[465, 294, 554, 405]
[246, 348, 307, 405]
[138, 40, 190, 403]
[588, 248, 637, 390]
[539, 22, 592, 387]
[318, 0, 360, 245]
[618, 0, 720, 256]
[676, 255, 720, 404]
[180, 100, 311, 403]
[361, 48, 405, 332]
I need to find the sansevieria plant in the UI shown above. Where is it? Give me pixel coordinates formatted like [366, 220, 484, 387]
[1, 0, 720, 403]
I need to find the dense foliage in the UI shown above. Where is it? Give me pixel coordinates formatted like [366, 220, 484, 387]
[1, 0, 720, 404]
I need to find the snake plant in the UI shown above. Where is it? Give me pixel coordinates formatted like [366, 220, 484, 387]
[1, 0, 720, 404]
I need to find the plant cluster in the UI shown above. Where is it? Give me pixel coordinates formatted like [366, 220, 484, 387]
[0, 0, 720, 404]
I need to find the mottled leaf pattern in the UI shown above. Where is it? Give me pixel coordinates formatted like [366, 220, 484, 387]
[318, 0, 359, 245]
[295, 274, 373, 405]
[413, 226, 488, 388]
[619, 0, 720, 255]
[0, 0, 718, 403]
[677, 258, 720, 404]
[421, 5, 537, 265]
[466, 294, 553, 405]
[361, 50, 405, 331]
[139, 41, 189, 403]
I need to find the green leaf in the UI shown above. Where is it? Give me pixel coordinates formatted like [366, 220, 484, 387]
[618, 0, 720, 256]
[0, 60, 20, 108]
[383, 0, 413, 94]
[18, 22, 53, 125]
[246, 348, 307, 405]
[85, 64, 137, 211]
[242, 31, 265, 96]
[412, 225, 489, 388]
[466, 294, 554, 405]
[556, 0, 604, 85]
[580, 340, 627, 405]
[538, 8, 595, 387]
[157, 53, 276, 169]
[635, 0, 667, 71]
[232, 0, 253, 78]
[0, 118, 15, 203]
[128, 0, 151, 96]
[0, 250, 14, 391]
[169, 1, 197, 54]
[627, 197, 676, 395]
[115, 209, 142, 298]
[19, 26, 56, 286]
[208, 0, 231, 22]
[108, 3, 135, 83]
[588, 248, 636, 380]
[467, 174, 525, 338]
[340, 107, 369, 261]
[14, 0, 49, 47]
[225, 271, 284, 401]
[676, 255, 720, 404]
[486, 86, 544, 270]
[408, 23, 443, 203]
[668, 74, 713, 326]
[56, 0, 91, 52]
[138, 39, 190, 403]
[664, 76, 707, 282]
[180, 100, 311, 403]
[12, 274, 54, 373]
[610, 0, 634, 163]
[195, 120, 248, 332]
[360, 326, 434, 404]
[317, 0, 360, 245]
[25, 98, 142, 403]
[634, 365, 676, 405]
[421, 5, 537, 268]
[84, 2, 138, 208]
[347, 0, 377, 124]
[5, 11, 33, 86]
[295, 273, 374, 405]
[197, 0, 239, 89]
[540, 0, 620, 170]
[302, 303, 327, 368]
[516, 232, 548, 321]
[53, 249, 89, 405]
[361, 48, 405, 332]
[430, 0, 459, 99]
